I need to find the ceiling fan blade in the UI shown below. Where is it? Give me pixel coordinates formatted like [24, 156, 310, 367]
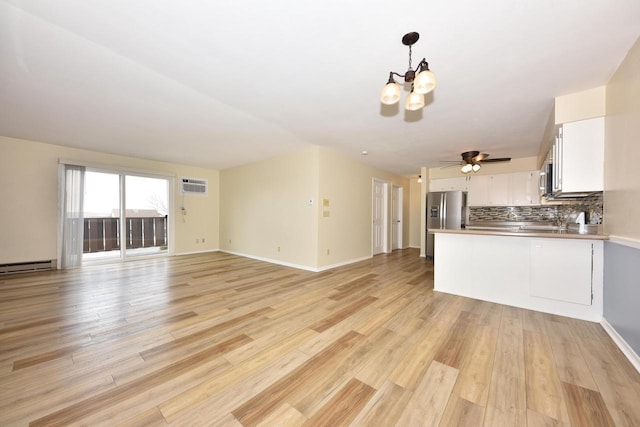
[480, 157, 511, 163]
[439, 160, 462, 163]
[474, 153, 490, 162]
[440, 163, 463, 169]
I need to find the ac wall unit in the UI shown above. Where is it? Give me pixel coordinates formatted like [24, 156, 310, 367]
[179, 177, 208, 195]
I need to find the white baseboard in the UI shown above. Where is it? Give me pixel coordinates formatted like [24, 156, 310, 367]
[316, 256, 372, 272]
[173, 249, 220, 256]
[220, 250, 319, 272]
[220, 250, 371, 272]
[601, 318, 640, 373]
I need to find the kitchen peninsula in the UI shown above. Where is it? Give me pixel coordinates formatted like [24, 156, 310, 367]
[431, 227, 608, 322]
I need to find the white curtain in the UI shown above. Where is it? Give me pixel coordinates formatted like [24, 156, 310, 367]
[60, 164, 85, 269]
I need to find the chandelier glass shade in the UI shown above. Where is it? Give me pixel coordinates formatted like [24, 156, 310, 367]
[405, 88, 425, 111]
[413, 69, 437, 94]
[380, 32, 436, 111]
[380, 80, 402, 105]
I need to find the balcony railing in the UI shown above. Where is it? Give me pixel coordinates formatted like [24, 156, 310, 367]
[83, 216, 167, 253]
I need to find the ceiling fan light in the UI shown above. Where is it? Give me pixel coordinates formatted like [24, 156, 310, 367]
[472, 163, 481, 172]
[405, 91, 425, 111]
[413, 69, 436, 94]
[380, 82, 401, 105]
[461, 163, 473, 174]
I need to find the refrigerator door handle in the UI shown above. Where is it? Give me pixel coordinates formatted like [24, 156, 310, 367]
[441, 193, 447, 229]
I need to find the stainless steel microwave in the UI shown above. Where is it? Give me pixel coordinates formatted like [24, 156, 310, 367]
[539, 163, 553, 197]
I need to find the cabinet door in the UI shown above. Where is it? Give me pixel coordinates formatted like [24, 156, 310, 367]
[429, 177, 468, 192]
[489, 174, 509, 205]
[561, 117, 604, 192]
[510, 171, 541, 205]
[467, 175, 491, 206]
[529, 239, 592, 305]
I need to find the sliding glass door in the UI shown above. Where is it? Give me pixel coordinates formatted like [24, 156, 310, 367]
[124, 175, 169, 257]
[83, 171, 122, 261]
[82, 170, 169, 262]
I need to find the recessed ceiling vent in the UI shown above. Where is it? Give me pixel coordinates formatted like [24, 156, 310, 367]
[179, 177, 208, 195]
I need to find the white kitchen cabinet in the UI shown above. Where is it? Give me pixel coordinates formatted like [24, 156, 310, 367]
[467, 172, 540, 206]
[467, 175, 491, 206]
[489, 174, 509, 205]
[429, 176, 468, 192]
[510, 171, 541, 205]
[553, 117, 604, 193]
[529, 239, 593, 305]
[433, 232, 603, 321]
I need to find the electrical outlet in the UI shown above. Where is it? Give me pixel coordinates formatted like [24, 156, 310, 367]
[202, 237, 205, 243]
[277, 246, 281, 252]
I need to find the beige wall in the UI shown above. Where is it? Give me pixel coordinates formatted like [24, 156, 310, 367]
[555, 86, 607, 125]
[537, 107, 556, 168]
[317, 147, 409, 268]
[604, 36, 640, 240]
[219, 146, 319, 268]
[0, 136, 220, 264]
[219, 145, 410, 270]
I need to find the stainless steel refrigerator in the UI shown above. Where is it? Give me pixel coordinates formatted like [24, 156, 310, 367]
[426, 191, 467, 258]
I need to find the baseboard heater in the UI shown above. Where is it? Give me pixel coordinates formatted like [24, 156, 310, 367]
[0, 260, 56, 275]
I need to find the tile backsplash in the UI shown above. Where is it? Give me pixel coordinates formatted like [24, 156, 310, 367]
[469, 192, 603, 224]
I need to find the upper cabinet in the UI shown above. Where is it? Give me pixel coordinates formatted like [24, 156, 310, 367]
[467, 175, 491, 206]
[467, 171, 540, 207]
[428, 176, 469, 192]
[553, 117, 604, 194]
[510, 171, 541, 206]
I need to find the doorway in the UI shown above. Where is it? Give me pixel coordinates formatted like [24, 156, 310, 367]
[83, 170, 169, 262]
[372, 179, 388, 255]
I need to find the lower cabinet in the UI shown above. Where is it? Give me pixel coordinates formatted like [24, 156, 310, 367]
[433, 232, 603, 321]
[529, 239, 593, 306]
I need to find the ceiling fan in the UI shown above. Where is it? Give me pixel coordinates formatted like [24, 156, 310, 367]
[441, 151, 511, 173]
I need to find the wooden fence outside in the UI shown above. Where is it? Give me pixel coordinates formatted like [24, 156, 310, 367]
[83, 216, 167, 253]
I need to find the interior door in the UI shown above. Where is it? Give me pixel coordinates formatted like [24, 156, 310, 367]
[372, 179, 387, 255]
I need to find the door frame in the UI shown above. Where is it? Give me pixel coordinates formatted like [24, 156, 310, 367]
[85, 169, 173, 263]
[372, 178, 389, 255]
[391, 185, 403, 250]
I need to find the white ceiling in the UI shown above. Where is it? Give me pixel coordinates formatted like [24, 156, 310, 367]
[1, 1, 639, 176]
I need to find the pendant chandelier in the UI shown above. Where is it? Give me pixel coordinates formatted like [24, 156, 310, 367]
[380, 32, 436, 111]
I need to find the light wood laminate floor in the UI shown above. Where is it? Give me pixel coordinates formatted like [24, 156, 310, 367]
[1, 249, 639, 426]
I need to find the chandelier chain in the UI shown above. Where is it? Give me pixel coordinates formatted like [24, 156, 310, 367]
[408, 45, 413, 70]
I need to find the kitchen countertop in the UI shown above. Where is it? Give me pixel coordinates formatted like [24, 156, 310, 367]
[430, 227, 608, 240]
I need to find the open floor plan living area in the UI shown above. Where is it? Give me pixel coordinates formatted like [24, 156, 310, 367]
[2, 1, 640, 425]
